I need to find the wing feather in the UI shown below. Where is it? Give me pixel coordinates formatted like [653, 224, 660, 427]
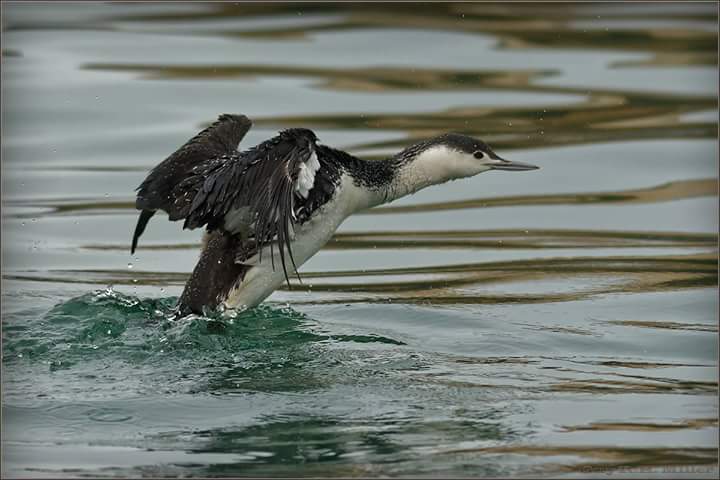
[133, 125, 320, 286]
[131, 114, 251, 253]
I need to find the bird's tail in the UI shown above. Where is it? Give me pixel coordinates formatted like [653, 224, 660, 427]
[131, 209, 155, 254]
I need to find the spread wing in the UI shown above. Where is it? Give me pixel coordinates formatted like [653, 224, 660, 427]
[132, 113, 252, 253]
[176, 129, 319, 284]
[131, 117, 321, 287]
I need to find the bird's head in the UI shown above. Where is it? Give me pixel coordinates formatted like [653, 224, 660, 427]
[400, 133, 538, 185]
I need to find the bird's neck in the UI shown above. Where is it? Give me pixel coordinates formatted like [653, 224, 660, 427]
[337, 149, 453, 212]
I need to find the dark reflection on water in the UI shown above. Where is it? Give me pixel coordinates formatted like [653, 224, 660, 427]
[2, 1, 718, 478]
[145, 413, 514, 477]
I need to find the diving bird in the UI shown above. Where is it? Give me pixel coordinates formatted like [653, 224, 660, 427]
[131, 114, 538, 315]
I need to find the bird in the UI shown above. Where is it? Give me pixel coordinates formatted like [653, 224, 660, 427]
[131, 114, 538, 316]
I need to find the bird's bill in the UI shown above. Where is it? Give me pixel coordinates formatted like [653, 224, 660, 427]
[488, 156, 539, 171]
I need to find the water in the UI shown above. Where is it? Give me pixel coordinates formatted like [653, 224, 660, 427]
[1, 2, 718, 477]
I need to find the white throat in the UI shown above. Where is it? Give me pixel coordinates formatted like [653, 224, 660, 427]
[384, 145, 490, 203]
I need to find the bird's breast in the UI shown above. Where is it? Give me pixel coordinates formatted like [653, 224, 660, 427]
[223, 175, 356, 310]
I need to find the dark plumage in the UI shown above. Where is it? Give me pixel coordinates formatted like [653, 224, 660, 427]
[132, 114, 252, 253]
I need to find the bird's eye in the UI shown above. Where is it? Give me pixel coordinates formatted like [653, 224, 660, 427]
[473, 151, 485, 159]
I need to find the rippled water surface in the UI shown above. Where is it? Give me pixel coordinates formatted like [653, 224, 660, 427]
[2, 2, 718, 478]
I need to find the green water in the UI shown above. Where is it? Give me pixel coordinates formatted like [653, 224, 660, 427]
[1, 2, 718, 477]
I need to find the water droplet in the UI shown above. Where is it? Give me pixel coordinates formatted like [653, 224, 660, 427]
[20, 222, 25, 226]
[107, 329, 112, 335]
[132, 279, 138, 284]
[159, 287, 165, 293]
[104, 193, 109, 198]
[17, 353, 23, 358]
[127, 263, 133, 269]
[31, 218, 36, 222]
[95, 96, 100, 101]
[92, 345, 99, 350]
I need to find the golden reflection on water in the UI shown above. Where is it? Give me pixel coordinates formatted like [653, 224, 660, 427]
[6, 178, 718, 218]
[74, 4, 718, 156]
[7, 252, 715, 310]
[441, 444, 718, 473]
[370, 178, 718, 214]
[106, 2, 718, 59]
[82, 61, 717, 153]
[561, 418, 718, 432]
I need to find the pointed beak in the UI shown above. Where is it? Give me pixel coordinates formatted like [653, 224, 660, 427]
[488, 155, 539, 172]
